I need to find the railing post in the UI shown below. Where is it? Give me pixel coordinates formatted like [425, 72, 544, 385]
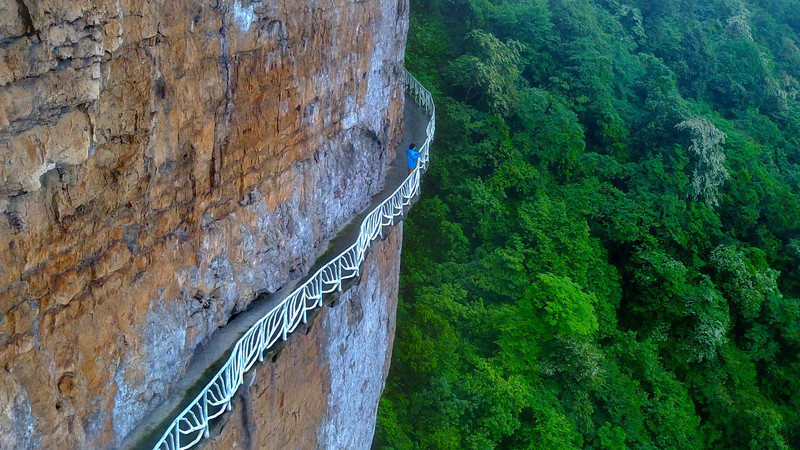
[226, 366, 233, 411]
[337, 258, 342, 292]
[282, 304, 289, 341]
[203, 394, 210, 438]
[258, 321, 265, 362]
[302, 291, 308, 324]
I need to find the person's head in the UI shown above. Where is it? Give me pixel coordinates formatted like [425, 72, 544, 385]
[409, 143, 416, 150]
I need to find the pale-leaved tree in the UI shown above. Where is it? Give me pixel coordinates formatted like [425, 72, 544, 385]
[676, 118, 728, 207]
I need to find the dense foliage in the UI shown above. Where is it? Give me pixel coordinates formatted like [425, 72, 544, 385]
[376, 0, 800, 448]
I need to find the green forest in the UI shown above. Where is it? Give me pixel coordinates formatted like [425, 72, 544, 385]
[376, 0, 800, 448]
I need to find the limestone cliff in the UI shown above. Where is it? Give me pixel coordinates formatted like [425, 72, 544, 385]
[0, 0, 408, 447]
[204, 228, 402, 450]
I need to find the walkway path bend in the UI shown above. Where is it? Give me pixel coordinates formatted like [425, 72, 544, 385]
[121, 72, 434, 450]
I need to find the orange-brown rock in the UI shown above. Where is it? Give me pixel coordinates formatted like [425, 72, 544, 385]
[0, 0, 408, 447]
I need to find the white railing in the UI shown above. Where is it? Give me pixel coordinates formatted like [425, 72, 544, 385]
[151, 70, 435, 450]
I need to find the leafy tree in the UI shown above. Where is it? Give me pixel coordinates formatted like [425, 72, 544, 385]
[676, 117, 729, 207]
[377, 0, 800, 448]
[444, 30, 524, 115]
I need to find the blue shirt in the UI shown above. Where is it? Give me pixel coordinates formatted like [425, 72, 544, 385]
[406, 148, 422, 169]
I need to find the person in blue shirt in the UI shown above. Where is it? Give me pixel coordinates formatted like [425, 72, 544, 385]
[406, 143, 422, 175]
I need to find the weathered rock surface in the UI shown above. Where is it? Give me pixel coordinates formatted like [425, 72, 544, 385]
[204, 228, 401, 450]
[0, 0, 408, 447]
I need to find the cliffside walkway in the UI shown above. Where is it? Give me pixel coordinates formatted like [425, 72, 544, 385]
[123, 71, 435, 450]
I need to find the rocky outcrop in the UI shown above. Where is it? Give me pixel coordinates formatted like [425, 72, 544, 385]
[0, 0, 408, 447]
[204, 227, 402, 450]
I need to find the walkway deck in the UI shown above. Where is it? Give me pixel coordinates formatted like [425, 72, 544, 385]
[121, 93, 430, 449]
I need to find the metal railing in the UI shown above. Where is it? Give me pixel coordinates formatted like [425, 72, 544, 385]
[151, 70, 435, 450]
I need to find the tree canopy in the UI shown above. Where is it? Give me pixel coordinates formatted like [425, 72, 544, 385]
[377, 0, 800, 448]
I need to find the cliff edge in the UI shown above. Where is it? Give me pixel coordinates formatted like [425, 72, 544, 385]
[0, 0, 408, 447]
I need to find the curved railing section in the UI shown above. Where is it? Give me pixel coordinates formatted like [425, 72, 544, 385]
[152, 70, 435, 450]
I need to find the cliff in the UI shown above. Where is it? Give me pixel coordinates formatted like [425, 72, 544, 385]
[204, 228, 402, 450]
[0, 0, 408, 447]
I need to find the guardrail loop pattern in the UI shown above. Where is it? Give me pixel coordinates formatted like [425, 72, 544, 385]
[151, 70, 435, 450]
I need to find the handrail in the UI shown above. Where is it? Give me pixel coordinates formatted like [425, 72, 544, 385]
[150, 70, 435, 450]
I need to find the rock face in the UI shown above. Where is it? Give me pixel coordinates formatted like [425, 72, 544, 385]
[0, 0, 408, 447]
[204, 228, 402, 450]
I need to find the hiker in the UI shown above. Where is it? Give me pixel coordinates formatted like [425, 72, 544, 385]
[406, 143, 422, 175]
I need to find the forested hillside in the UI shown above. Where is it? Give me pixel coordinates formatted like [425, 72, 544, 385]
[376, 0, 800, 448]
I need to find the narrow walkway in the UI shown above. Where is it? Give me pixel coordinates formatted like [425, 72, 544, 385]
[309, 93, 429, 271]
[121, 93, 430, 449]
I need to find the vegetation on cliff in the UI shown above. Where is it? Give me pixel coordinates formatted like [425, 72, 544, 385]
[377, 0, 800, 447]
